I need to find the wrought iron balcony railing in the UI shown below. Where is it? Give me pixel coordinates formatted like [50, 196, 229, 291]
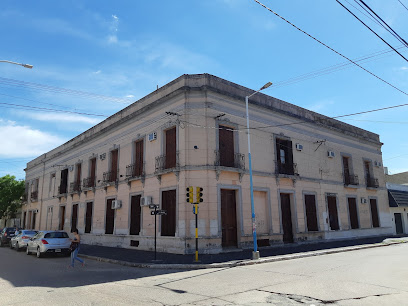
[58, 185, 68, 195]
[155, 151, 180, 173]
[126, 162, 145, 178]
[69, 182, 81, 193]
[214, 150, 245, 170]
[344, 174, 359, 186]
[103, 170, 119, 183]
[30, 191, 38, 202]
[366, 177, 379, 188]
[275, 161, 298, 176]
[83, 177, 96, 189]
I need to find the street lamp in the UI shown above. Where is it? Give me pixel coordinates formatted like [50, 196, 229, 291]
[0, 60, 33, 69]
[246, 81, 272, 260]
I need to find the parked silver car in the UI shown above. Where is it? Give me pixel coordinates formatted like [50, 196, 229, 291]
[26, 231, 71, 258]
[10, 230, 38, 251]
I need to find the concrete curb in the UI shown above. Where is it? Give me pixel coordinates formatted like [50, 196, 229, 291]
[79, 239, 408, 270]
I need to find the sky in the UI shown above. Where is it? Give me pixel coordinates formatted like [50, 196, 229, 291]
[0, 0, 407, 180]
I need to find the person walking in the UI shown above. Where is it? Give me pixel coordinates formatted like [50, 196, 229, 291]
[69, 228, 84, 268]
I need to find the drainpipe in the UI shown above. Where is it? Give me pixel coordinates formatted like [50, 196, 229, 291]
[38, 155, 46, 230]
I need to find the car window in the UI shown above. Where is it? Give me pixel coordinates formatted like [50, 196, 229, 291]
[32, 232, 42, 239]
[24, 231, 37, 235]
[44, 232, 69, 238]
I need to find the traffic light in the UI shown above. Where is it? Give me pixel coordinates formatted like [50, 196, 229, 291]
[196, 187, 203, 203]
[186, 186, 194, 203]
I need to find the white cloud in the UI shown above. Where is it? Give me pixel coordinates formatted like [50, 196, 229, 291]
[107, 14, 119, 44]
[308, 100, 335, 112]
[401, 67, 408, 71]
[24, 113, 103, 125]
[0, 120, 66, 158]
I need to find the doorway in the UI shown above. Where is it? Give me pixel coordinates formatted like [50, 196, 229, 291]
[59, 206, 65, 230]
[221, 189, 238, 247]
[395, 213, 404, 234]
[280, 193, 294, 243]
[327, 195, 340, 230]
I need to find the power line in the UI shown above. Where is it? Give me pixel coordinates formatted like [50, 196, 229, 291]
[0, 77, 133, 104]
[252, 0, 408, 98]
[397, 0, 408, 12]
[335, 0, 408, 61]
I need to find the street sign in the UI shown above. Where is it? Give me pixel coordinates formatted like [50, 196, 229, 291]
[151, 209, 167, 216]
[149, 204, 159, 209]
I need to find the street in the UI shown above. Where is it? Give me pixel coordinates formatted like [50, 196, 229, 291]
[1, 243, 407, 305]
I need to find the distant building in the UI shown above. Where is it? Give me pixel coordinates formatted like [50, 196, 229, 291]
[385, 171, 408, 186]
[23, 74, 393, 254]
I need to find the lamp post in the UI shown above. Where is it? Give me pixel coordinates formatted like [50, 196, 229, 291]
[246, 81, 272, 260]
[0, 60, 33, 69]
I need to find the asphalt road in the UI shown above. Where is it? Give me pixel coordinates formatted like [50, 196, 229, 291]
[0, 243, 407, 305]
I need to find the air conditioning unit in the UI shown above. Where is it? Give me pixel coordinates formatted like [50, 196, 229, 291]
[295, 143, 303, 151]
[327, 151, 335, 158]
[374, 161, 382, 167]
[111, 200, 122, 209]
[33, 209, 39, 213]
[148, 132, 157, 142]
[141, 196, 152, 206]
[361, 198, 367, 204]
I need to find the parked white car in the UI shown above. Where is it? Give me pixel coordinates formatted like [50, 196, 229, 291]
[26, 231, 71, 258]
[10, 230, 37, 251]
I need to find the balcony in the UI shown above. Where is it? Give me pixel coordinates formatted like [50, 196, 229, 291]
[30, 191, 38, 202]
[126, 163, 145, 179]
[344, 174, 359, 186]
[83, 177, 96, 189]
[275, 161, 298, 176]
[214, 150, 245, 170]
[69, 182, 81, 193]
[103, 170, 119, 183]
[366, 177, 379, 188]
[155, 152, 180, 174]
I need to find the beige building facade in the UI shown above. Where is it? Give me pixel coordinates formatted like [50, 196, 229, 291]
[23, 74, 393, 254]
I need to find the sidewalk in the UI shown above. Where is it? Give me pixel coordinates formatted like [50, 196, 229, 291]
[78, 235, 408, 269]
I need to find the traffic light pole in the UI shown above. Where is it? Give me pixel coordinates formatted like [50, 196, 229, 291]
[154, 205, 157, 261]
[195, 203, 198, 262]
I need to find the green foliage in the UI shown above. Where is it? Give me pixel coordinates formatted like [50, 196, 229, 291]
[0, 175, 25, 220]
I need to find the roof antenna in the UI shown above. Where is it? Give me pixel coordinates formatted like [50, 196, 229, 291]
[157, 85, 159, 90]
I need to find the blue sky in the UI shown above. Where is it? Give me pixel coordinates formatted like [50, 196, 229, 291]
[0, 0, 407, 180]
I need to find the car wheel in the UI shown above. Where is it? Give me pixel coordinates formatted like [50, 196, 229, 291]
[15, 243, 20, 251]
[26, 246, 31, 255]
[36, 247, 42, 258]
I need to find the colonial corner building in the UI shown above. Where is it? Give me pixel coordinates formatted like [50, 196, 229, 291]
[23, 74, 393, 254]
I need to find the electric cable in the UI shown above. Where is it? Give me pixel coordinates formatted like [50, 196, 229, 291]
[398, 0, 408, 12]
[252, 0, 408, 97]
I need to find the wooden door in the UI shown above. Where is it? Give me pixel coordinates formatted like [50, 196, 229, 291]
[370, 199, 380, 228]
[348, 198, 359, 229]
[32, 212, 37, 230]
[342, 156, 350, 183]
[46, 207, 53, 230]
[111, 150, 118, 181]
[105, 199, 115, 234]
[130, 195, 142, 235]
[85, 202, 93, 233]
[219, 126, 234, 167]
[71, 204, 78, 231]
[59, 206, 65, 230]
[305, 194, 318, 231]
[165, 127, 176, 169]
[221, 189, 238, 247]
[161, 190, 176, 236]
[90, 158, 96, 186]
[27, 211, 32, 229]
[23, 212, 27, 229]
[60, 169, 68, 193]
[134, 140, 144, 176]
[395, 213, 403, 234]
[76, 164, 81, 186]
[327, 196, 339, 230]
[280, 193, 294, 243]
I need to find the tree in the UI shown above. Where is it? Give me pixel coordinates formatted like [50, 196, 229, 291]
[0, 175, 25, 225]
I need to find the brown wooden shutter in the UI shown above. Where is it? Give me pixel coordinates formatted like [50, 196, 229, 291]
[165, 127, 176, 169]
[130, 195, 142, 235]
[370, 199, 380, 228]
[105, 199, 115, 234]
[305, 194, 318, 231]
[348, 198, 359, 229]
[327, 196, 339, 230]
[221, 189, 238, 247]
[90, 158, 96, 186]
[135, 140, 144, 176]
[76, 164, 81, 186]
[60, 169, 68, 193]
[161, 190, 176, 236]
[71, 204, 78, 231]
[219, 126, 234, 167]
[59, 206, 65, 230]
[85, 202, 93, 233]
[280, 193, 294, 243]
